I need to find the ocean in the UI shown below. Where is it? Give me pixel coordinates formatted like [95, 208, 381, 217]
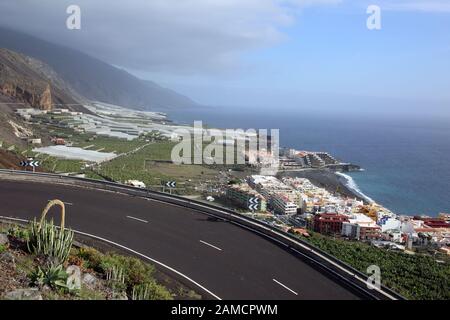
[169, 106, 450, 217]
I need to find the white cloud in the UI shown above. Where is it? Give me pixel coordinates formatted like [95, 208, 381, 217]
[382, 1, 450, 13]
[0, 0, 341, 75]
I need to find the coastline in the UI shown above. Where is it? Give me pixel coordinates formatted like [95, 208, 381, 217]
[334, 171, 375, 204]
[279, 169, 374, 205]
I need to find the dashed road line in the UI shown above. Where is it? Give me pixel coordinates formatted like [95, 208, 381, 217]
[199, 240, 223, 251]
[126, 216, 149, 223]
[273, 279, 299, 296]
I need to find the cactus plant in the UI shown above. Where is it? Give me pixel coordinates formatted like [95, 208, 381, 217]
[106, 264, 126, 294]
[132, 284, 150, 300]
[131, 282, 173, 300]
[27, 218, 74, 265]
[106, 264, 125, 283]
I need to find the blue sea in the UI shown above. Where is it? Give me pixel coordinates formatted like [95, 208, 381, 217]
[169, 106, 450, 217]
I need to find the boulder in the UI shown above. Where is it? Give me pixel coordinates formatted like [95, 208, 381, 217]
[0, 251, 15, 265]
[82, 273, 98, 287]
[4, 288, 43, 300]
[66, 265, 81, 290]
[0, 233, 9, 246]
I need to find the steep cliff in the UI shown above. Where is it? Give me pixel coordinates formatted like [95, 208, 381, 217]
[0, 48, 78, 110]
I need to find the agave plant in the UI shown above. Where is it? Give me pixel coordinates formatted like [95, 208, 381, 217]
[27, 218, 74, 265]
[30, 263, 68, 289]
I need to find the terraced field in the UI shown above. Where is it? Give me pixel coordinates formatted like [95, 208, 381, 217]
[90, 141, 220, 194]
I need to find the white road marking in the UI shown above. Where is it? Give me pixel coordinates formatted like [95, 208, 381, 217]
[199, 240, 223, 251]
[126, 216, 149, 223]
[0, 215, 222, 300]
[48, 200, 73, 206]
[273, 279, 299, 296]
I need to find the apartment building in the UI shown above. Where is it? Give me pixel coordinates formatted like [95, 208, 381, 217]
[313, 213, 349, 234]
[271, 193, 298, 215]
[226, 183, 267, 212]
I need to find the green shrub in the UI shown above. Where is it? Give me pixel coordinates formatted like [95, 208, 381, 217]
[76, 247, 103, 271]
[132, 282, 173, 300]
[0, 244, 7, 254]
[8, 225, 29, 241]
[121, 256, 155, 287]
[99, 254, 155, 287]
[105, 264, 126, 292]
[70, 246, 173, 300]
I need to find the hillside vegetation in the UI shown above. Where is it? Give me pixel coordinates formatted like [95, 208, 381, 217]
[0, 221, 200, 300]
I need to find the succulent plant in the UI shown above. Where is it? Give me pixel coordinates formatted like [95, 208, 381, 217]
[27, 218, 74, 265]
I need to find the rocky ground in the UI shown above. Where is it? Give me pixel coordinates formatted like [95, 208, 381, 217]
[0, 221, 202, 300]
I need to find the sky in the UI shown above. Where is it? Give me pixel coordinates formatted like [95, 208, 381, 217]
[0, 0, 449, 115]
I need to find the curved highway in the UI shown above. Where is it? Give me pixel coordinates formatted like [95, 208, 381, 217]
[0, 179, 362, 300]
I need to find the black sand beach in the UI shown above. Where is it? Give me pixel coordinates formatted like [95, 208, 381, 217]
[279, 169, 367, 203]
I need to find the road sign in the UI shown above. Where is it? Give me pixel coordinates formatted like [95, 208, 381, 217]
[249, 197, 259, 205]
[20, 160, 40, 168]
[165, 181, 176, 188]
[248, 203, 258, 211]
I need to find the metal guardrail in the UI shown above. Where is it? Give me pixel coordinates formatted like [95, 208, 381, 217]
[0, 169, 405, 300]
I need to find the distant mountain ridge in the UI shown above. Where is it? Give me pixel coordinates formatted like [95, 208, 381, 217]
[0, 27, 198, 111]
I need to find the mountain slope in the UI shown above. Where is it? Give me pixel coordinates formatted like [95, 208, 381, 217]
[0, 48, 79, 110]
[0, 48, 86, 149]
[0, 27, 198, 111]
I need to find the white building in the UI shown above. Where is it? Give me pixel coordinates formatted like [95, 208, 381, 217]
[378, 217, 401, 233]
[272, 193, 298, 215]
[342, 214, 380, 240]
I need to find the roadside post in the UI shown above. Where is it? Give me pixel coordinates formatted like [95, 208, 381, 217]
[165, 181, 177, 194]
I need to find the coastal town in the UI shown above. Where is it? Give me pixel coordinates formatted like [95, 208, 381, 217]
[1, 3, 449, 303]
[225, 174, 450, 256]
[4, 104, 450, 258]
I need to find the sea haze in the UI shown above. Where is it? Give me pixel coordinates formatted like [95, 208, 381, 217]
[170, 106, 450, 216]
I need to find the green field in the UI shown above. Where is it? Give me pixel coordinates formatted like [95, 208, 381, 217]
[302, 232, 450, 300]
[92, 141, 220, 194]
[12, 123, 246, 195]
[38, 157, 86, 173]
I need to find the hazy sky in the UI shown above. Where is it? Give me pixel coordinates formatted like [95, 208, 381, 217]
[0, 0, 449, 113]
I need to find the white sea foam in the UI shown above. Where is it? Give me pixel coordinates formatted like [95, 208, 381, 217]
[335, 172, 375, 204]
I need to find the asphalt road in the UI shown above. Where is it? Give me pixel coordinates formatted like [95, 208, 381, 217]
[0, 180, 361, 300]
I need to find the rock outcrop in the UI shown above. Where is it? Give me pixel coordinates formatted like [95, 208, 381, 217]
[4, 288, 43, 300]
[38, 84, 52, 111]
[0, 82, 53, 110]
[0, 233, 9, 246]
[0, 48, 77, 111]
